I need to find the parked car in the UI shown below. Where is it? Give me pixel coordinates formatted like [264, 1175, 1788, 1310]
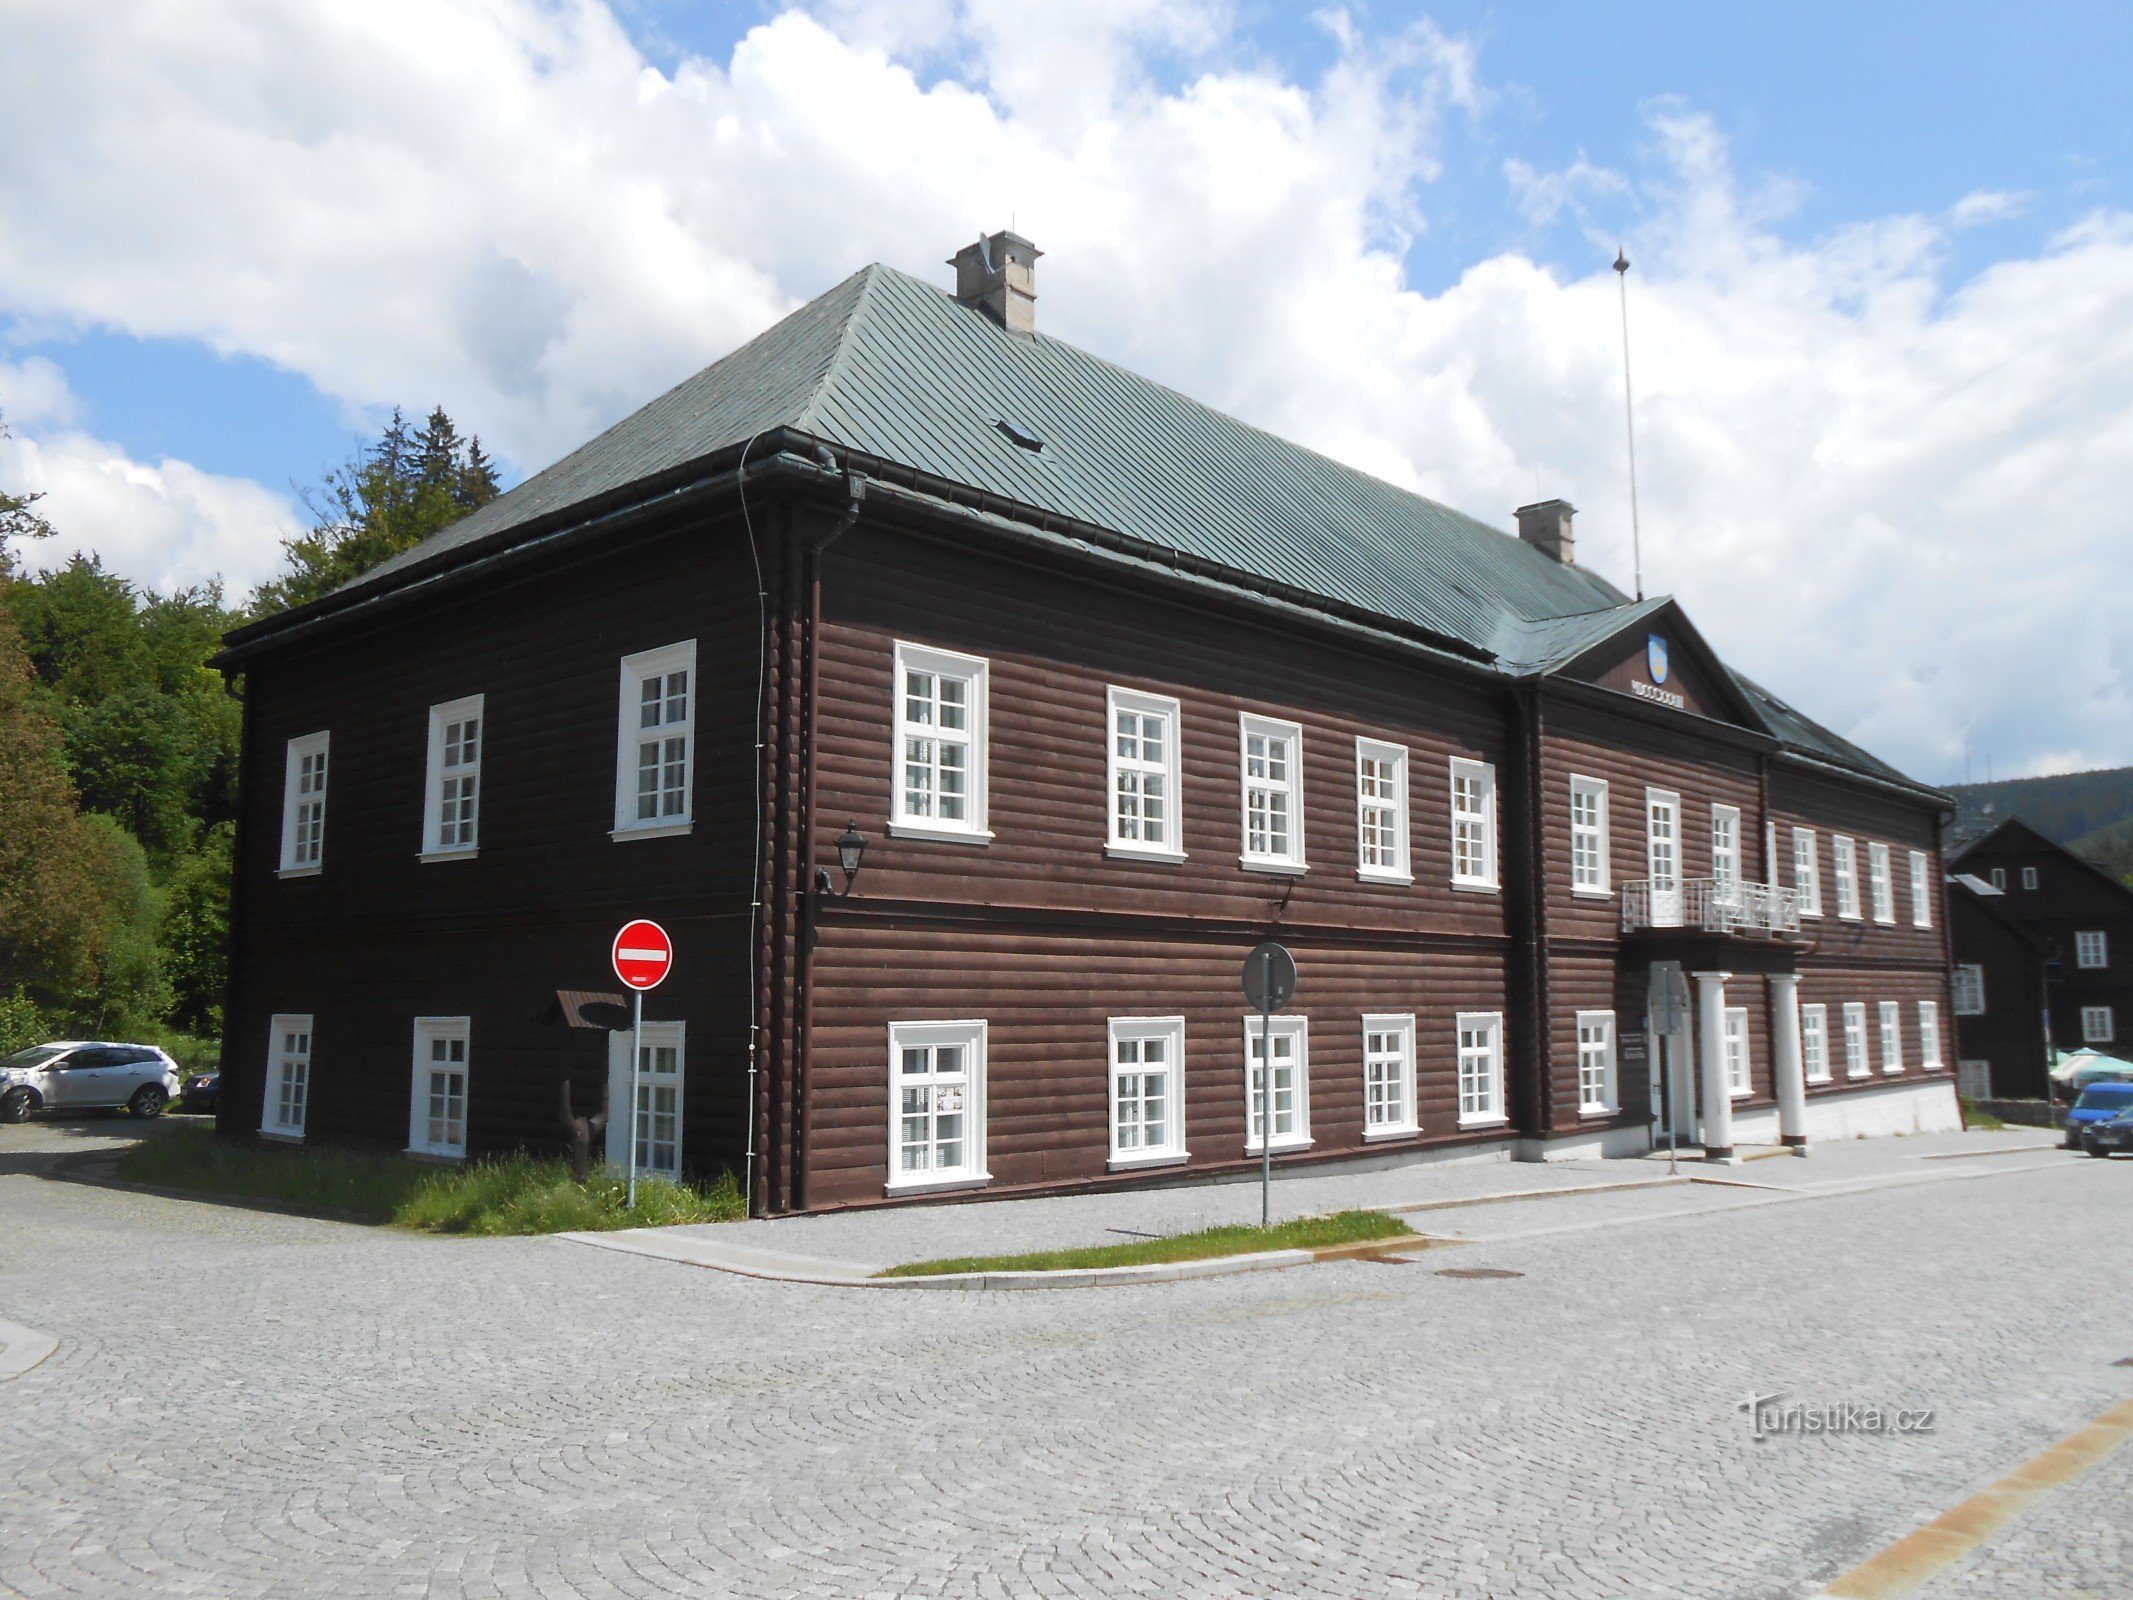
[2063, 1081, 2133, 1148]
[177, 1068, 221, 1115]
[0, 1041, 183, 1122]
[2080, 1107, 2133, 1159]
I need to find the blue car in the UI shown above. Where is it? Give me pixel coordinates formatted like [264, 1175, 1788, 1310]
[2064, 1081, 2133, 1148]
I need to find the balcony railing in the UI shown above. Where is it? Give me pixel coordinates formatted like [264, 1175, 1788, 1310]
[1620, 877, 1801, 936]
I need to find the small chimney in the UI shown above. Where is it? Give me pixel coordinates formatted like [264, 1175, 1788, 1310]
[1515, 499, 1576, 565]
[949, 230, 1041, 335]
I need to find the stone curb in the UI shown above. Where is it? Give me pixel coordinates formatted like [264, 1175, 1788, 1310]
[1381, 1174, 1689, 1214]
[0, 1316, 59, 1381]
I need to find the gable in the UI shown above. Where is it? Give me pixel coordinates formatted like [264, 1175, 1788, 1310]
[1555, 608, 1766, 732]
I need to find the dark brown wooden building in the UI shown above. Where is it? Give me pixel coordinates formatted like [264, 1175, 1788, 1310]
[213, 232, 1960, 1212]
[1947, 818, 2133, 1099]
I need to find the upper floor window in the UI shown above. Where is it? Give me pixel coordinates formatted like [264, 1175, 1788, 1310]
[1868, 842, 1895, 924]
[278, 731, 330, 875]
[262, 1014, 312, 1139]
[2083, 1006, 2116, 1044]
[1646, 788, 1680, 892]
[1362, 1014, 1419, 1138]
[1109, 1016, 1186, 1167]
[1801, 1004, 1830, 1083]
[1989, 867, 2006, 891]
[1908, 850, 1932, 927]
[1569, 776, 1610, 896]
[1456, 1011, 1506, 1125]
[891, 642, 990, 842]
[614, 641, 695, 838]
[1878, 1001, 1903, 1073]
[1711, 805, 1741, 890]
[2021, 866, 2039, 890]
[1765, 820, 1779, 886]
[1918, 1001, 1943, 1070]
[1355, 739, 1412, 883]
[1449, 758, 1499, 890]
[1244, 1015, 1311, 1152]
[1833, 835, 1861, 920]
[1239, 715, 1305, 871]
[1792, 828, 1822, 917]
[1107, 687, 1182, 861]
[2076, 930, 2109, 969]
[1723, 1007, 1750, 1097]
[422, 694, 483, 858]
[1842, 1002, 1869, 1077]
[409, 1016, 470, 1159]
[1953, 964, 1986, 1015]
[1575, 1010, 1617, 1114]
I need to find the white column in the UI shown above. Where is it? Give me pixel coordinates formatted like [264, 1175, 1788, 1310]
[1770, 973, 1808, 1151]
[1693, 970, 1734, 1161]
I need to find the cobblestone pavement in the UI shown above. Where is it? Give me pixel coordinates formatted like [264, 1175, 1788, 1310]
[2, 1120, 2130, 1600]
[1910, 1434, 2130, 1600]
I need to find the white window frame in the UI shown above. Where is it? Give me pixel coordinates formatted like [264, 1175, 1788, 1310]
[885, 1020, 990, 1191]
[1575, 1009, 1618, 1115]
[1801, 1004, 1830, 1084]
[1833, 835, 1861, 920]
[278, 730, 330, 876]
[1105, 687, 1183, 862]
[889, 642, 991, 844]
[1710, 804, 1741, 892]
[1361, 1013, 1419, 1139]
[1908, 850, 1933, 928]
[1917, 1001, 1943, 1071]
[1354, 738, 1413, 884]
[2083, 1006, 2116, 1045]
[408, 1016, 471, 1159]
[1989, 867, 2006, 891]
[2076, 930, 2109, 970]
[1792, 828, 1822, 918]
[1646, 788, 1681, 890]
[1765, 820, 1779, 887]
[1568, 775, 1610, 897]
[1723, 1006, 1750, 1098]
[1238, 714, 1306, 873]
[2021, 866, 2038, 890]
[1242, 1015, 1311, 1153]
[1107, 1016, 1188, 1168]
[1843, 1002, 1870, 1078]
[1952, 964, 1986, 1015]
[1455, 1011, 1506, 1127]
[1868, 842, 1895, 924]
[421, 693, 484, 860]
[260, 1014, 312, 1139]
[1449, 757, 1499, 891]
[1958, 1059, 1992, 1099]
[613, 640, 697, 839]
[1879, 1001, 1903, 1074]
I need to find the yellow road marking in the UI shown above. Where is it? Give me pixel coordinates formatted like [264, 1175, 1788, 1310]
[1821, 1396, 2133, 1598]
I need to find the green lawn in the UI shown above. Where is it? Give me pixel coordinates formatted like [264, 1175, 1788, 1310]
[1961, 1097, 2007, 1131]
[879, 1209, 1420, 1277]
[114, 1122, 744, 1234]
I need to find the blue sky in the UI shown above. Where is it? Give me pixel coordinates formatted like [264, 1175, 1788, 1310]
[2, 1, 2129, 782]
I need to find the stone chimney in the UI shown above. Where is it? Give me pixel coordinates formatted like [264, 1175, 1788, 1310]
[1515, 499, 1576, 565]
[949, 230, 1041, 334]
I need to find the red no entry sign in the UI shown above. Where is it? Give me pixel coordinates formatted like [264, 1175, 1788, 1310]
[611, 919, 674, 991]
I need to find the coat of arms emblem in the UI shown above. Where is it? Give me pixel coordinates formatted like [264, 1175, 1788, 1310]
[1646, 634, 1669, 684]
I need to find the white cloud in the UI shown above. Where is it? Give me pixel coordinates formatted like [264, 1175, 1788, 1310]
[0, 3, 2126, 780]
[1, 362, 297, 593]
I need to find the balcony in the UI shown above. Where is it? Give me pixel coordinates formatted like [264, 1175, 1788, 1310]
[1620, 878, 1801, 937]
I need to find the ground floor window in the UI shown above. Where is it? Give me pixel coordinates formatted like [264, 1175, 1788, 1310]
[887, 1021, 988, 1189]
[1575, 1010, 1616, 1114]
[262, 1014, 311, 1138]
[1879, 1002, 1904, 1073]
[1108, 1017, 1186, 1166]
[409, 1017, 469, 1158]
[1916, 1002, 1942, 1071]
[1243, 1016, 1311, 1152]
[1843, 1003, 1869, 1078]
[604, 1021, 684, 1179]
[2082, 1005, 2115, 1045]
[1362, 1014, 1418, 1137]
[1957, 1059, 1992, 1099]
[1800, 1004, 1830, 1083]
[1723, 1007, 1750, 1098]
[1455, 1012, 1505, 1125]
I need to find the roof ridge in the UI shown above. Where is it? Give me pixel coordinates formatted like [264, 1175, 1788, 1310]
[792, 262, 884, 436]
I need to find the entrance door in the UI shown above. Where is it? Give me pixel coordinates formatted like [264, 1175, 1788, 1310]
[606, 1022, 685, 1180]
[1646, 788, 1683, 925]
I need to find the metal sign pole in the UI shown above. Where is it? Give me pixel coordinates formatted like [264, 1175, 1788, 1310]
[627, 987, 642, 1210]
[1260, 950, 1274, 1229]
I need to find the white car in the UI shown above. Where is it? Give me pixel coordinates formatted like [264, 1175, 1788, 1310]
[0, 1041, 184, 1122]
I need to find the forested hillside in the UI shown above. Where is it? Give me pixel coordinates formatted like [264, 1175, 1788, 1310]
[1948, 766, 2133, 885]
[0, 407, 497, 1063]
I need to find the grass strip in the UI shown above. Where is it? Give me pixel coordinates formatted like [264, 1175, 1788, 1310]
[879, 1208, 1417, 1277]
[1960, 1096, 2007, 1131]
[113, 1122, 743, 1234]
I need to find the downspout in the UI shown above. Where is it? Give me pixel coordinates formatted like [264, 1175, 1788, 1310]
[1511, 684, 1552, 1148]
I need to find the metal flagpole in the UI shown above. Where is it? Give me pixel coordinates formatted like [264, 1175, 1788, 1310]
[1614, 248, 1644, 602]
[627, 987, 642, 1210]
[1260, 951, 1274, 1229]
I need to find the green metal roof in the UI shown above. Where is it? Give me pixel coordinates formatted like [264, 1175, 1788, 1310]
[336, 261, 1930, 797]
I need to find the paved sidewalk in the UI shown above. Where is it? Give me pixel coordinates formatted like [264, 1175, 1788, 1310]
[570, 1127, 2061, 1283]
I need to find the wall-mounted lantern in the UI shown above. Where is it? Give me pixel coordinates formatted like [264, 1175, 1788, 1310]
[815, 821, 867, 898]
